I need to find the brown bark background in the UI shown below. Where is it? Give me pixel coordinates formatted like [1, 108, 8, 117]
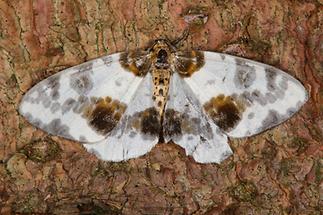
[0, 0, 322, 214]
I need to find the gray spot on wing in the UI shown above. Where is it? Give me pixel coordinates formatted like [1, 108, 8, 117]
[70, 72, 94, 95]
[286, 107, 297, 117]
[46, 75, 61, 100]
[279, 76, 289, 90]
[79, 135, 88, 142]
[206, 79, 216, 85]
[129, 131, 137, 138]
[50, 102, 61, 113]
[73, 96, 90, 114]
[265, 67, 277, 91]
[50, 90, 60, 100]
[258, 110, 281, 132]
[62, 98, 77, 114]
[265, 67, 287, 100]
[251, 90, 267, 106]
[265, 92, 276, 103]
[115, 80, 121, 86]
[241, 91, 253, 106]
[45, 119, 72, 138]
[41, 96, 51, 108]
[241, 91, 268, 106]
[23, 113, 41, 128]
[234, 59, 256, 89]
[101, 56, 113, 67]
[245, 130, 252, 136]
[248, 112, 255, 119]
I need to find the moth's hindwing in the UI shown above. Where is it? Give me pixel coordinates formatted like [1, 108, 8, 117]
[19, 53, 146, 142]
[179, 51, 308, 138]
[163, 73, 232, 163]
[83, 73, 160, 161]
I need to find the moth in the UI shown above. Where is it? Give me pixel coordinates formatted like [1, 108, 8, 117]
[19, 39, 308, 163]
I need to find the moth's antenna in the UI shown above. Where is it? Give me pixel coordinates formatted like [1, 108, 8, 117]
[171, 28, 190, 48]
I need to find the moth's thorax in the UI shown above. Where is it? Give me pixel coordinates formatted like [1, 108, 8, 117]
[150, 41, 175, 70]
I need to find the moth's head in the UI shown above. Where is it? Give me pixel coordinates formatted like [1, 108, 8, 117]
[150, 39, 175, 53]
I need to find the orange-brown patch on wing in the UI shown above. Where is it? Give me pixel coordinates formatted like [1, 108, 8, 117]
[175, 50, 205, 77]
[119, 51, 151, 76]
[203, 94, 245, 132]
[83, 96, 127, 135]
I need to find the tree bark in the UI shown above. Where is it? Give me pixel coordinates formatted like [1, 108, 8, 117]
[0, 0, 322, 214]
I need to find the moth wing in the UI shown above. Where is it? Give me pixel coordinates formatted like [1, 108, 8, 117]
[163, 73, 232, 163]
[19, 53, 147, 142]
[83, 73, 160, 161]
[177, 51, 308, 137]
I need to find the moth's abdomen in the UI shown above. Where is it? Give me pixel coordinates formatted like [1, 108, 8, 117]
[151, 69, 171, 117]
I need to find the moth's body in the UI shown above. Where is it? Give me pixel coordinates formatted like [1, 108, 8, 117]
[150, 41, 174, 117]
[19, 39, 308, 164]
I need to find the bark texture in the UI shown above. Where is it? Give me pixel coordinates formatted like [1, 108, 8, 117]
[0, 0, 322, 214]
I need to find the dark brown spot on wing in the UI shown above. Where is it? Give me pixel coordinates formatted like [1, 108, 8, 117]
[130, 107, 161, 137]
[163, 109, 182, 137]
[84, 96, 127, 135]
[119, 51, 151, 76]
[204, 94, 245, 132]
[175, 50, 205, 77]
[140, 108, 161, 136]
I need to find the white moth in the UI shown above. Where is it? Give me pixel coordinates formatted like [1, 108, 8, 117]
[19, 39, 308, 163]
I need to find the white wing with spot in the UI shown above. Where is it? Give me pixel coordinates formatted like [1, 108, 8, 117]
[181, 51, 308, 137]
[83, 73, 159, 161]
[164, 73, 232, 163]
[19, 53, 143, 142]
